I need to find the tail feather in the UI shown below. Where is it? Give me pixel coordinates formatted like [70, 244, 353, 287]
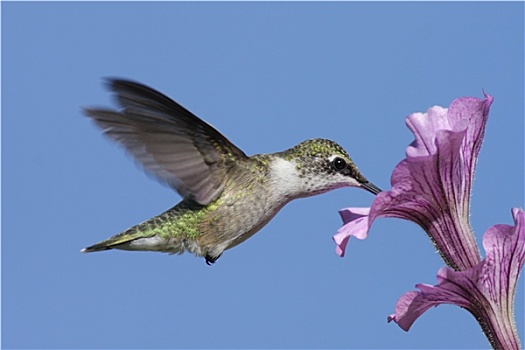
[81, 244, 113, 253]
[81, 227, 148, 253]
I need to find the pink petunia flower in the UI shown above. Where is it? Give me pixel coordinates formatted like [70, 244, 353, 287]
[335, 94, 493, 270]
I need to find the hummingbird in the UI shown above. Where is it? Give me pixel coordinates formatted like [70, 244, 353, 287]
[81, 79, 381, 265]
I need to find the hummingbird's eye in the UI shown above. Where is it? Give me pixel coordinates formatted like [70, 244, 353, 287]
[332, 157, 347, 172]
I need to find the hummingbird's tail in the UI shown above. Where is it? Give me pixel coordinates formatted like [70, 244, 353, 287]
[81, 202, 201, 255]
[80, 219, 180, 254]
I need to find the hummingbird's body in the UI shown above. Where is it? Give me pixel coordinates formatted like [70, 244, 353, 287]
[82, 79, 381, 264]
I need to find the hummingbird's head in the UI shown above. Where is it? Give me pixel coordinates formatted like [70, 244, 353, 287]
[276, 138, 381, 198]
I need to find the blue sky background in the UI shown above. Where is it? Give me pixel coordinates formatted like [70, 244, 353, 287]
[2, 2, 523, 349]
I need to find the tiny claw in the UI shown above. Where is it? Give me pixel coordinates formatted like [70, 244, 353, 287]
[205, 253, 221, 265]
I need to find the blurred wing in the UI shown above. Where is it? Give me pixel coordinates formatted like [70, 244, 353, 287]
[84, 78, 248, 205]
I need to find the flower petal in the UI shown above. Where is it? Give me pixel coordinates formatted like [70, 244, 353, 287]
[333, 208, 371, 257]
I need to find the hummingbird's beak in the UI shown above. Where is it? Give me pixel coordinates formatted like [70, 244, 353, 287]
[360, 181, 382, 195]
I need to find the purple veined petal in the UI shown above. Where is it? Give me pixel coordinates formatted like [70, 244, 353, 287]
[388, 208, 525, 349]
[405, 106, 452, 157]
[387, 279, 449, 332]
[333, 208, 371, 257]
[387, 267, 474, 331]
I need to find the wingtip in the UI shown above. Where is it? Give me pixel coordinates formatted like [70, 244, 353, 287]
[81, 107, 95, 117]
[103, 77, 146, 93]
[102, 76, 126, 87]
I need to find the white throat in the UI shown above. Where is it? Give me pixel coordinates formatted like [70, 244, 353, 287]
[268, 157, 306, 200]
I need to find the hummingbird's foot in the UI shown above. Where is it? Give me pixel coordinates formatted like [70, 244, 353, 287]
[205, 253, 222, 265]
